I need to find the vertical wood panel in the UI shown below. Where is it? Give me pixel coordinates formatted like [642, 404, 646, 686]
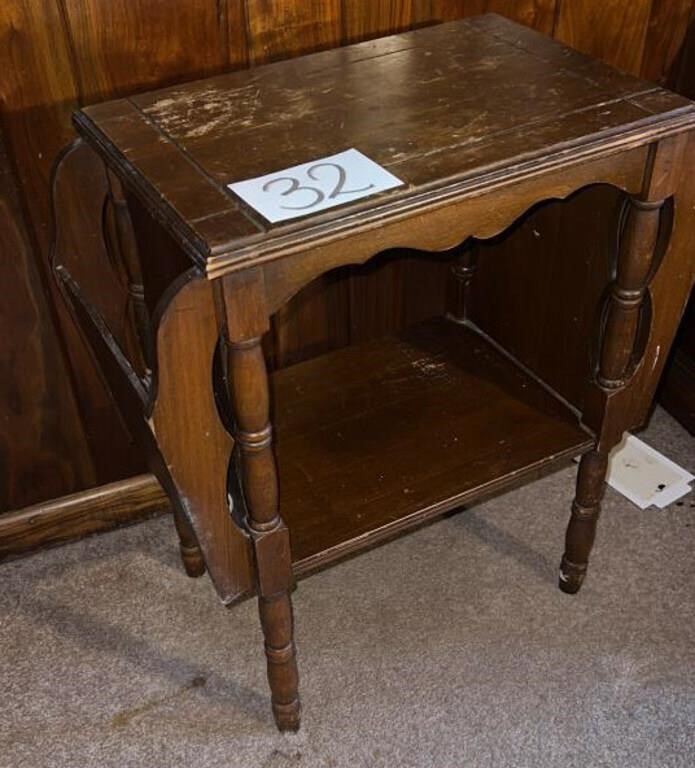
[554, 0, 653, 75]
[271, 270, 351, 367]
[61, 0, 236, 102]
[0, 0, 79, 249]
[0, 0, 157, 496]
[412, 0, 435, 25]
[641, 0, 695, 85]
[470, 188, 620, 407]
[0, 0, 101, 509]
[343, 0, 416, 42]
[227, 0, 251, 68]
[0, 131, 96, 510]
[245, 0, 342, 64]
[432, 0, 557, 34]
[3, 0, 695, 518]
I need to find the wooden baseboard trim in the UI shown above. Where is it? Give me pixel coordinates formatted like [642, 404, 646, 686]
[658, 349, 695, 435]
[0, 474, 169, 562]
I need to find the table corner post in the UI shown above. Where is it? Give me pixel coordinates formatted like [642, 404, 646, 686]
[217, 268, 301, 733]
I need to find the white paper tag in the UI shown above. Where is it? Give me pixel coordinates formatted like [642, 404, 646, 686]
[227, 148, 404, 223]
[607, 434, 694, 509]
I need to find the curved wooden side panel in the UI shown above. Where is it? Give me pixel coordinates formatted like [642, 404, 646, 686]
[151, 274, 254, 605]
[50, 140, 140, 366]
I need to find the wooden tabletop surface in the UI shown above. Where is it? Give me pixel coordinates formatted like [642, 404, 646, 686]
[75, 13, 695, 276]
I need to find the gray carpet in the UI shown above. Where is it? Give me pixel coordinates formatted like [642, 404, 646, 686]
[1, 407, 693, 768]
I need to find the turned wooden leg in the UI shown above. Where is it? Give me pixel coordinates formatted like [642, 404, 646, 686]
[104, 168, 154, 375]
[447, 242, 478, 323]
[226, 322, 300, 731]
[560, 196, 663, 594]
[559, 451, 607, 593]
[171, 506, 206, 577]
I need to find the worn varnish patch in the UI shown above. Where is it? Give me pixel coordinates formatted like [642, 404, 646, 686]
[76, 13, 695, 272]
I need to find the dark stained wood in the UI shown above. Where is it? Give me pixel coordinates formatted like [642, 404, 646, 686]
[244, 0, 345, 368]
[468, 186, 621, 410]
[103, 168, 152, 375]
[5, 0, 695, 532]
[658, 346, 695, 434]
[560, 182, 668, 593]
[600, 133, 695, 437]
[61, 0, 233, 103]
[341, 0, 436, 347]
[58, 15, 695, 732]
[598, 197, 662, 389]
[432, 0, 557, 34]
[344, 0, 419, 42]
[559, 450, 607, 594]
[0, 1, 144, 497]
[150, 274, 254, 603]
[271, 317, 594, 574]
[347, 249, 452, 343]
[77, 15, 695, 278]
[0, 475, 168, 562]
[0, 132, 95, 511]
[271, 269, 351, 367]
[50, 140, 147, 483]
[0, 1, 101, 510]
[261, 148, 647, 319]
[555, 0, 653, 75]
[245, 0, 342, 64]
[657, 0, 695, 431]
[220, 268, 300, 731]
[640, 0, 695, 84]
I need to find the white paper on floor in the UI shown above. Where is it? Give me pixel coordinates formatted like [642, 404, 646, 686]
[607, 434, 694, 509]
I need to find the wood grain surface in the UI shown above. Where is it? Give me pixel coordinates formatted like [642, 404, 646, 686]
[271, 317, 593, 573]
[61, 0, 233, 102]
[555, 0, 653, 74]
[0, 474, 168, 561]
[0, 131, 95, 510]
[76, 15, 695, 278]
[432, 0, 556, 34]
[2, 0, 695, 523]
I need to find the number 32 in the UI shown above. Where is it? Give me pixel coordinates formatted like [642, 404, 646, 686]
[262, 162, 375, 210]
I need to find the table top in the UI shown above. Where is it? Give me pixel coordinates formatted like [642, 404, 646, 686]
[75, 13, 695, 277]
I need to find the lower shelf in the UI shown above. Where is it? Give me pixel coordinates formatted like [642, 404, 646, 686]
[270, 316, 594, 575]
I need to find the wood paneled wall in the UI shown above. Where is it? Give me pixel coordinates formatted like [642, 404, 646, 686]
[1, 0, 694, 514]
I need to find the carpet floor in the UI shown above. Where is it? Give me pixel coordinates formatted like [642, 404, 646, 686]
[1, 407, 693, 768]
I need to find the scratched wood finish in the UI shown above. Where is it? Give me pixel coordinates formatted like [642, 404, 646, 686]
[78, 16, 695, 277]
[3, 0, 695, 521]
[640, 0, 695, 84]
[274, 317, 593, 573]
[62, 18, 695, 731]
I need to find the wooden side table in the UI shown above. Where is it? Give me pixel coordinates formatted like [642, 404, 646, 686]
[52, 14, 695, 731]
